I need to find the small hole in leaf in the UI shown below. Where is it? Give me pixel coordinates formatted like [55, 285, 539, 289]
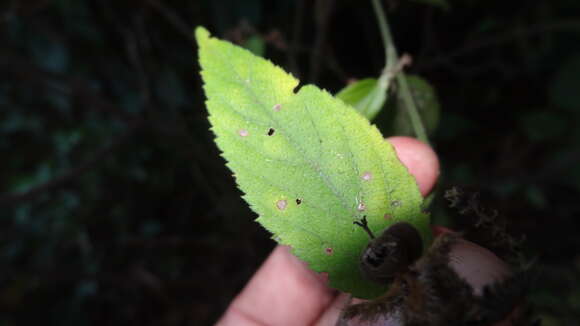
[325, 247, 334, 255]
[238, 129, 249, 137]
[276, 199, 287, 210]
[296, 198, 302, 205]
[273, 104, 282, 111]
[361, 172, 373, 181]
[391, 200, 402, 207]
[267, 128, 275, 136]
[357, 202, 366, 211]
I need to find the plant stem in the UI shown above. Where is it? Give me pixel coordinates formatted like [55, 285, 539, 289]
[370, 0, 396, 71]
[370, 0, 430, 146]
[396, 73, 429, 145]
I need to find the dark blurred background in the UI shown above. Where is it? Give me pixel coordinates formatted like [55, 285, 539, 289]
[1, 0, 579, 325]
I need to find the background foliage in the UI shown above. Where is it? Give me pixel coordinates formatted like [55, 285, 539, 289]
[0, 0, 579, 325]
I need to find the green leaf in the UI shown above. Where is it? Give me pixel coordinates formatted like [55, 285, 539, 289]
[391, 74, 440, 137]
[335, 78, 387, 121]
[196, 27, 431, 299]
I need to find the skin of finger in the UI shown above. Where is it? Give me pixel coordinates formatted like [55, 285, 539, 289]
[216, 136, 440, 326]
[433, 228, 517, 326]
[314, 293, 351, 326]
[387, 136, 439, 197]
[215, 245, 335, 326]
[449, 239, 511, 296]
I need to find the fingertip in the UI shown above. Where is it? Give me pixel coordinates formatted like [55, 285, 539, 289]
[448, 239, 511, 296]
[387, 136, 439, 197]
[221, 245, 335, 325]
[314, 293, 351, 326]
[431, 225, 453, 236]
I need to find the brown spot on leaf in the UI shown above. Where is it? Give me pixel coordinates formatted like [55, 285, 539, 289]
[325, 247, 334, 255]
[238, 129, 249, 137]
[273, 104, 282, 111]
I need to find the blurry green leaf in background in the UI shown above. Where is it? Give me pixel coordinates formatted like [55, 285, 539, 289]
[336, 78, 387, 121]
[390, 74, 440, 137]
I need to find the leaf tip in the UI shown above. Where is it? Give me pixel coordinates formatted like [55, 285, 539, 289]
[194, 26, 210, 45]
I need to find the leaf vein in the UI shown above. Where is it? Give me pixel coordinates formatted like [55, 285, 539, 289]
[213, 44, 353, 216]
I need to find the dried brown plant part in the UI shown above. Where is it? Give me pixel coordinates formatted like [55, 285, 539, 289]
[337, 233, 534, 326]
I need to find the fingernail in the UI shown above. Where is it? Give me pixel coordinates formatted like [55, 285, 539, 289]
[447, 239, 511, 296]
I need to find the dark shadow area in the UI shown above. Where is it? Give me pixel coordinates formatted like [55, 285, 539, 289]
[0, 0, 579, 325]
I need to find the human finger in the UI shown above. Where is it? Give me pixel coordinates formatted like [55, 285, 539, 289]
[387, 136, 439, 197]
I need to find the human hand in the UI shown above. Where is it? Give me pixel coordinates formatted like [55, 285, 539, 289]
[215, 137, 514, 326]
